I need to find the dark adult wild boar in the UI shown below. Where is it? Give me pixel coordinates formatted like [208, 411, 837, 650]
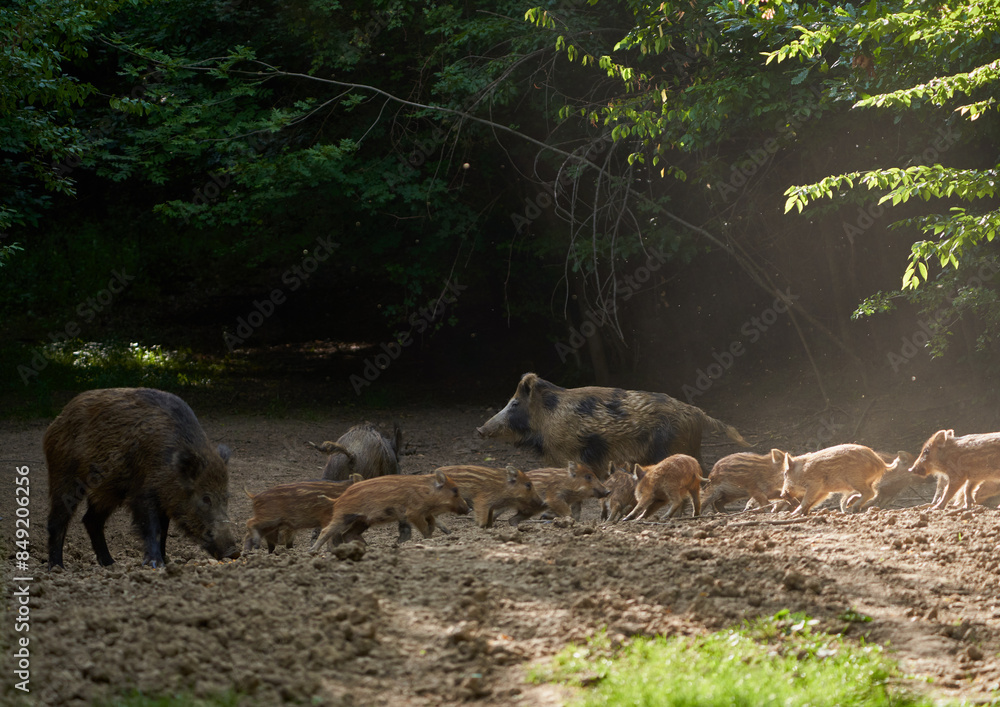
[44, 388, 240, 569]
[779, 444, 896, 517]
[309, 422, 402, 481]
[909, 429, 1000, 510]
[433, 465, 546, 528]
[623, 454, 705, 521]
[243, 475, 362, 553]
[309, 470, 469, 550]
[477, 373, 749, 474]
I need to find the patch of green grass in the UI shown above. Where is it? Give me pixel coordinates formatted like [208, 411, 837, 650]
[531, 612, 949, 707]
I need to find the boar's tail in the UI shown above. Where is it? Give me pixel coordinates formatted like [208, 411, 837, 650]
[703, 414, 751, 447]
[243, 485, 255, 500]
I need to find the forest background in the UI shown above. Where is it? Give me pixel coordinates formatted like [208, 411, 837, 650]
[2, 0, 998, 413]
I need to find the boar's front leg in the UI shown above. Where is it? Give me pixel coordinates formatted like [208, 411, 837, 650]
[81, 501, 116, 567]
[131, 495, 168, 567]
[404, 513, 434, 541]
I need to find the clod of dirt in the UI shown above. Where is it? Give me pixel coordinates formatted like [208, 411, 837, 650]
[782, 569, 807, 591]
[446, 622, 476, 645]
[332, 541, 367, 561]
[965, 645, 984, 661]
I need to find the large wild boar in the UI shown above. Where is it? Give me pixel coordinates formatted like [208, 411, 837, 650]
[600, 464, 637, 523]
[243, 475, 362, 553]
[476, 373, 749, 475]
[779, 444, 896, 517]
[909, 429, 1000, 510]
[309, 470, 470, 550]
[702, 451, 787, 514]
[44, 388, 240, 569]
[518, 462, 609, 522]
[622, 454, 705, 521]
[309, 421, 402, 481]
[433, 465, 546, 528]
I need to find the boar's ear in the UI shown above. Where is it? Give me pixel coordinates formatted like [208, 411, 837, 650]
[433, 469, 448, 488]
[607, 461, 615, 476]
[944, 429, 955, 441]
[349, 473, 364, 484]
[505, 465, 519, 482]
[566, 461, 578, 477]
[174, 449, 205, 483]
[770, 449, 784, 464]
[632, 463, 645, 481]
[518, 372, 539, 398]
[217, 444, 231, 465]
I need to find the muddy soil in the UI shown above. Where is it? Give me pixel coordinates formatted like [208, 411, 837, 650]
[2, 371, 1000, 705]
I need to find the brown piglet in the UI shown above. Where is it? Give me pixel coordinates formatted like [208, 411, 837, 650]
[434, 465, 546, 528]
[520, 462, 609, 522]
[623, 454, 705, 521]
[243, 474, 362, 553]
[701, 451, 787, 514]
[309, 470, 469, 551]
[862, 451, 920, 509]
[601, 464, 637, 522]
[779, 444, 895, 517]
[909, 429, 1000, 510]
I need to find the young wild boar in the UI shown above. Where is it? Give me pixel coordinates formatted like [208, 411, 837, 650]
[622, 454, 705, 521]
[44, 387, 240, 569]
[701, 451, 787, 514]
[779, 444, 896, 517]
[516, 462, 609, 522]
[308, 421, 402, 481]
[909, 429, 1000, 510]
[601, 464, 637, 523]
[863, 451, 920, 509]
[243, 474, 362, 553]
[929, 475, 999, 508]
[309, 470, 469, 550]
[973, 479, 1000, 508]
[476, 373, 749, 477]
[433, 465, 546, 528]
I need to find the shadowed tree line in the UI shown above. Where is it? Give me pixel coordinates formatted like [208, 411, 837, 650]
[1, 0, 998, 402]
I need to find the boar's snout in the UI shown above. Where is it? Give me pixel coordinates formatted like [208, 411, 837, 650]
[454, 497, 472, 515]
[475, 426, 487, 438]
[203, 525, 241, 560]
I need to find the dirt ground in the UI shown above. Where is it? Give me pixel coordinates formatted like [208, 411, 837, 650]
[2, 365, 1000, 706]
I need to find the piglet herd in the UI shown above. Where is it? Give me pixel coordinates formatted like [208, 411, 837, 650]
[43, 374, 1000, 569]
